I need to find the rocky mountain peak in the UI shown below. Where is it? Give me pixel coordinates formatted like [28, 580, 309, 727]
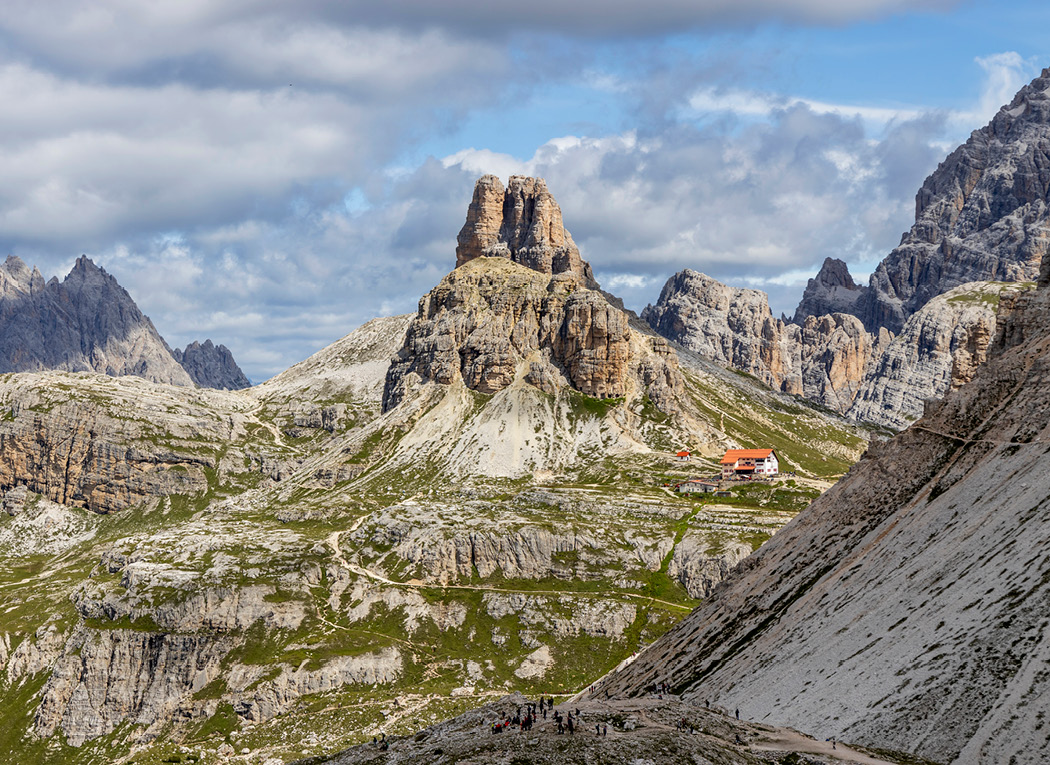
[455, 174, 598, 289]
[382, 257, 678, 413]
[0, 257, 248, 390]
[173, 339, 251, 390]
[851, 69, 1050, 333]
[0, 255, 45, 296]
[791, 257, 866, 324]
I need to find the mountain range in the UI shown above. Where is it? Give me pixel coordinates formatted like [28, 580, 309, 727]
[0, 254, 250, 390]
[2, 65, 1050, 765]
[642, 69, 1050, 429]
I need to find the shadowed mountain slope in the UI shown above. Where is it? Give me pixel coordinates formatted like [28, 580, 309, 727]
[600, 254, 1050, 764]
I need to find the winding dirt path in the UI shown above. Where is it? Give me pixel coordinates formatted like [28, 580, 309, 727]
[749, 729, 901, 765]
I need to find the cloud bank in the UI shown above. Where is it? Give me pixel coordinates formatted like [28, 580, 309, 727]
[0, 1, 1031, 381]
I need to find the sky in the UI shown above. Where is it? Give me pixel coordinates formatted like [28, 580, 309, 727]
[1, 1, 1048, 382]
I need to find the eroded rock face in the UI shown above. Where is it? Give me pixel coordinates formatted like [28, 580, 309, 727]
[641, 269, 883, 411]
[667, 538, 752, 600]
[455, 175, 598, 289]
[846, 283, 1016, 429]
[791, 71, 1050, 333]
[0, 256, 194, 386]
[383, 258, 676, 412]
[642, 270, 796, 391]
[0, 407, 212, 514]
[644, 269, 1025, 429]
[648, 71, 1050, 428]
[34, 628, 233, 746]
[173, 339, 251, 390]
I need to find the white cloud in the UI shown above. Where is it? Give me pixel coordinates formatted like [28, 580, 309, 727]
[686, 86, 923, 128]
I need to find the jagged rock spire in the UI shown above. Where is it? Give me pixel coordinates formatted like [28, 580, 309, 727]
[455, 175, 599, 289]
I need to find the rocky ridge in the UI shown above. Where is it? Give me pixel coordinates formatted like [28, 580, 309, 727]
[600, 254, 1050, 764]
[383, 257, 682, 416]
[850, 67, 1050, 332]
[791, 257, 867, 324]
[0, 256, 194, 386]
[641, 269, 893, 413]
[0, 255, 251, 391]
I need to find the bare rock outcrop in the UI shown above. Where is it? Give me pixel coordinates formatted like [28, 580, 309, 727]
[649, 71, 1050, 428]
[602, 263, 1050, 764]
[456, 175, 598, 289]
[383, 253, 679, 413]
[34, 628, 233, 746]
[234, 647, 403, 723]
[791, 71, 1050, 333]
[854, 70, 1050, 333]
[644, 268, 1028, 429]
[667, 538, 751, 599]
[641, 269, 886, 411]
[846, 282, 1023, 429]
[0, 406, 212, 513]
[641, 270, 800, 391]
[0, 373, 247, 513]
[173, 339, 251, 390]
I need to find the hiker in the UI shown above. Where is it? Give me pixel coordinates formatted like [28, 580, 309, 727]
[735, 708, 740, 720]
[567, 716, 575, 735]
[603, 724, 607, 736]
[596, 723, 601, 736]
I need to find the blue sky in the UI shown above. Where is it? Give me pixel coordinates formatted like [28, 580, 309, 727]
[0, 0, 1047, 381]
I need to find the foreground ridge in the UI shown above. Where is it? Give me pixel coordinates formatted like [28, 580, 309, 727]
[598, 249, 1050, 763]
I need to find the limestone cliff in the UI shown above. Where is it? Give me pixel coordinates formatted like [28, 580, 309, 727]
[455, 174, 598, 289]
[386, 178, 684, 418]
[645, 268, 1022, 429]
[854, 69, 1050, 332]
[0, 374, 243, 513]
[846, 281, 1025, 428]
[384, 261, 658, 411]
[640, 269, 890, 413]
[602, 261, 1050, 764]
[791, 69, 1050, 334]
[649, 70, 1050, 428]
[641, 270, 800, 392]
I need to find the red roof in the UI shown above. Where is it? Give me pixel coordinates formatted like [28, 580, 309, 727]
[720, 448, 775, 465]
[676, 450, 690, 457]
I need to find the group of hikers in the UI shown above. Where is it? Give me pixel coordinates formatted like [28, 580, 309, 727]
[489, 698, 607, 737]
